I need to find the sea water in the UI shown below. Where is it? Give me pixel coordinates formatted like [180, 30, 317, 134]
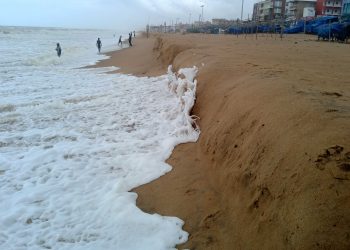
[0, 26, 199, 250]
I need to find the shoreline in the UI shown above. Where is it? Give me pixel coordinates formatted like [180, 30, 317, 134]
[96, 33, 350, 249]
[91, 36, 166, 76]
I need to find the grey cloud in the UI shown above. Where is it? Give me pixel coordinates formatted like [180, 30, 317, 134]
[0, 0, 256, 29]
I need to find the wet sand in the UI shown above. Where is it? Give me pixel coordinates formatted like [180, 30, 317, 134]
[95, 33, 350, 249]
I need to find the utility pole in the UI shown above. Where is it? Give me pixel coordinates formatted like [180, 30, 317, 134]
[189, 13, 192, 25]
[146, 16, 150, 38]
[328, 19, 331, 42]
[176, 18, 180, 32]
[241, 0, 244, 21]
[200, 5, 204, 23]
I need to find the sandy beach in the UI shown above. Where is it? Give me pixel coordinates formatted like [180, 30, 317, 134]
[95, 33, 350, 249]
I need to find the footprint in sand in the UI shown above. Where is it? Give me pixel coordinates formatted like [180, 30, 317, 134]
[321, 91, 343, 97]
[315, 145, 350, 180]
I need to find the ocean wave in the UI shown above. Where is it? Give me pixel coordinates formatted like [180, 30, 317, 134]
[167, 65, 200, 137]
[0, 104, 16, 113]
[23, 55, 62, 66]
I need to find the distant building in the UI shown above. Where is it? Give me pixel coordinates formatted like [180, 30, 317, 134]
[149, 24, 175, 33]
[273, 0, 286, 19]
[285, 0, 317, 20]
[252, 3, 261, 21]
[343, 0, 350, 14]
[316, 0, 343, 16]
[303, 6, 316, 16]
[192, 21, 208, 27]
[211, 19, 235, 27]
[252, 0, 286, 21]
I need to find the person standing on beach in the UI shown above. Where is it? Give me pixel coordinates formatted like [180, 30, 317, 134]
[55, 43, 62, 57]
[128, 33, 132, 47]
[118, 35, 122, 47]
[96, 38, 102, 53]
[133, 31, 136, 37]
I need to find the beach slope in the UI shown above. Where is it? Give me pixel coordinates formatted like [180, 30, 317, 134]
[97, 34, 350, 249]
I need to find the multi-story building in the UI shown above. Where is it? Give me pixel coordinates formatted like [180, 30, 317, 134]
[285, 0, 317, 20]
[253, 3, 261, 21]
[274, 0, 286, 19]
[343, 0, 350, 14]
[252, 0, 286, 21]
[316, 0, 343, 16]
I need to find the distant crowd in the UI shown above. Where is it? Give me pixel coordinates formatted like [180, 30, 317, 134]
[55, 31, 136, 57]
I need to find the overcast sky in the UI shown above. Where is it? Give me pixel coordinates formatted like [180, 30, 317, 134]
[1, 0, 256, 30]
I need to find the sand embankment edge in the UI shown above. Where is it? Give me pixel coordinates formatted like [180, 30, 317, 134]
[97, 34, 350, 250]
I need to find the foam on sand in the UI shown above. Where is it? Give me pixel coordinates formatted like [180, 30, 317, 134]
[0, 65, 199, 249]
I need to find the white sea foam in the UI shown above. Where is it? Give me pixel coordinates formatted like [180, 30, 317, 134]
[0, 27, 199, 249]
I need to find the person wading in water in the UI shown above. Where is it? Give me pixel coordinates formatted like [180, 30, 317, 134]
[128, 33, 132, 47]
[96, 38, 102, 53]
[56, 43, 62, 57]
[118, 35, 122, 47]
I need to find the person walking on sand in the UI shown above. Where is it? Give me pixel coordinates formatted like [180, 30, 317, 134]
[96, 38, 102, 53]
[118, 35, 122, 47]
[55, 43, 62, 57]
[128, 33, 132, 47]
